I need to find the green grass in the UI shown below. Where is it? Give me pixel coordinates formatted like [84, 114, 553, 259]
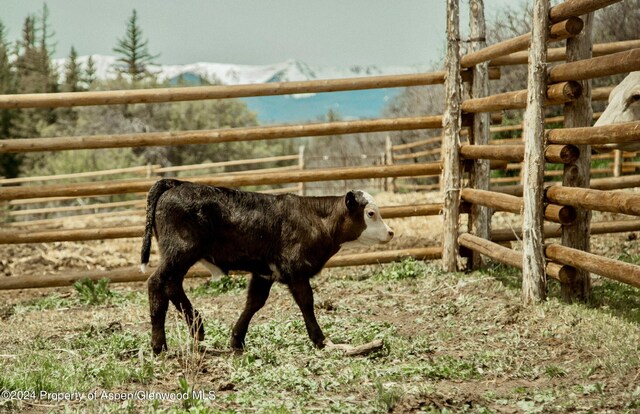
[1, 260, 639, 413]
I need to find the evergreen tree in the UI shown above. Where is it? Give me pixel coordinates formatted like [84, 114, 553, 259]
[63, 46, 82, 92]
[84, 55, 97, 88]
[0, 21, 21, 178]
[113, 9, 159, 82]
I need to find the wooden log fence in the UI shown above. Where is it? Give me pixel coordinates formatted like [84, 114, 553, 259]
[0, 202, 446, 244]
[0, 247, 444, 290]
[0, 163, 442, 202]
[491, 219, 640, 243]
[489, 39, 640, 66]
[460, 188, 576, 224]
[458, 233, 574, 281]
[1, 0, 639, 298]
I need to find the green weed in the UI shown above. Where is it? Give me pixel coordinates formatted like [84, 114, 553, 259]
[191, 274, 247, 296]
[73, 278, 115, 305]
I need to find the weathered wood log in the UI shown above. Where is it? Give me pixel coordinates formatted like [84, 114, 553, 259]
[521, 0, 550, 304]
[460, 17, 583, 68]
[441, 0, 462, 272]
[549, 48, 640, 82]
[460, 188, 576, 224]
[0, 165, 158, 185]
[324, 339, 385, 357]
[545, 243, 640, 288]
[492, 219, 640, 242]
[0, 247, 442, 290]
[8, 199, 145, 217]
[592, 86, 613, 101]
[461, 81, 581, 113]
[0, 116, 443, 154]
[0, 163, 442, 202]
[489, 39, 640, 66]
[459, 144, 579, 163]
[0, 72, 455, 110]
[467, 0, 492, 270]
[561, 12, 593, 303]
[546, 186, 640, 216]
[546, 121, 640, 146]
[458, 233, 575, 281]
[549, 0, 622, 23]
[494, 171, 640, 196]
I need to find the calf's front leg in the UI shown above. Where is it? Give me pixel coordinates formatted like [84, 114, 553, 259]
[288, 278, 325, 348]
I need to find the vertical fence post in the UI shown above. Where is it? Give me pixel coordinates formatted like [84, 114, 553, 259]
[298, 145, 305, 196]
[561, 12, 593, 302]
[521, 0, 549, 304]
[613, 149, 622, 177]
[442, 0, 462, 272]
[468, 0, 491, 269]
[384, 136, 394, 192]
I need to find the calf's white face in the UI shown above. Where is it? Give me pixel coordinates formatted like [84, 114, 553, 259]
[594, 71, 640, 151]
[342, 191, 394, 247]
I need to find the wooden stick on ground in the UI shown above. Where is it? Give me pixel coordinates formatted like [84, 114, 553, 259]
[324, 339, 385, 357]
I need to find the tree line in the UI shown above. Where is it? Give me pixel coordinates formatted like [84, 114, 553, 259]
[0, 6, 269, 181]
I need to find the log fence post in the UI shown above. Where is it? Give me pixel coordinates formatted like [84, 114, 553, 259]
[561, 12, 594, 302]
[468, 0, 491, 269]
[442, 0, 462, 272]
[521, 0, 549, 304]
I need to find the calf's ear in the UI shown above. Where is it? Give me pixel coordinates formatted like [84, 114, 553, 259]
[345, 190, 358, 212]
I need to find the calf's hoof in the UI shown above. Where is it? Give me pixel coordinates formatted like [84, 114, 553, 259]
[152, 342, 167, 355]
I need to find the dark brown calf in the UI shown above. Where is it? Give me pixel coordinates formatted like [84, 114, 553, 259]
[141, 178, 393, 354]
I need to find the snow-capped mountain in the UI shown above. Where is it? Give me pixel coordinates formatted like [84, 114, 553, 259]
[53, 55, 427, 123]
[54, 55, 427, 86]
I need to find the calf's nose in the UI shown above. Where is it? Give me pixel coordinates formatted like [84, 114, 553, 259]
[388, 229, 394, 238]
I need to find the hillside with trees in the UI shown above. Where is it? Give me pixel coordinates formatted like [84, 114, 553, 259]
[0, 8, 264, 180]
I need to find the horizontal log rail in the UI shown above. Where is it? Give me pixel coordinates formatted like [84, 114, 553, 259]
[0, 202, 445, 244]
[549, 0, 622, 23]
[546, 243, 640, 288]
[461, 188, 576, 224]
[460, 144, 579, 163]
[546, 121, 640, 146]
[6, 209, 146, 228]
[458, 233, 574, 281]
[7, 200, 145, 217]
[393, 147, 441, 160]
[0, 116, 444, 154]
[0, 163, 442, 202]
[0, 165, 158, 185]
[491, 219, 640, 242]
[154, 154, 299, 173]
[489, 39, 640, 66]
[461, 81, 581, 113]
[0, 72, 455, 110]
[0, 246, 443, 290]
[549, 48, 640, 82]
[493, 174, 640, 197]
[546, 186, 640, 216]
[460, 17, 583, 68]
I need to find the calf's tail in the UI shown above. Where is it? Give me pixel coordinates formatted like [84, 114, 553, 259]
[140, 178, 184, 272]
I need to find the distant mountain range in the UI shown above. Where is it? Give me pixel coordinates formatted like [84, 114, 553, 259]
[54, 55, 429, 123]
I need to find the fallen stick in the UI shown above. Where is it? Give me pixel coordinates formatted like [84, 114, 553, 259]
[324, 339, 385, 357]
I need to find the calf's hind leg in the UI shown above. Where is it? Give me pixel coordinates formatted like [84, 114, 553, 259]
[167, 279, 205, 342]
[147, 260, 194, 355]
[231, 274, 273, 350]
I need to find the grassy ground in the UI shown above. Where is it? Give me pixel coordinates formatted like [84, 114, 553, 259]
[0, 258, 639, 413]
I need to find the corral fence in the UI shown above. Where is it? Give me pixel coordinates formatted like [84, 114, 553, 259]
[0, 0, 639, 305]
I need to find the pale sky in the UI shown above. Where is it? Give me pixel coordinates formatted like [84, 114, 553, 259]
[2, 0, 518, 67]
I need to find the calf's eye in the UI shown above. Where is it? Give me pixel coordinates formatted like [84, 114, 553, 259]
[367, 211, 375, 218]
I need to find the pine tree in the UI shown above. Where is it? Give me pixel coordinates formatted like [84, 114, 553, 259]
[84, 55, 97, 88]
[63, 46, 82, 92]
[113, 9, 159, 82]
[0, 20, 21, 178]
